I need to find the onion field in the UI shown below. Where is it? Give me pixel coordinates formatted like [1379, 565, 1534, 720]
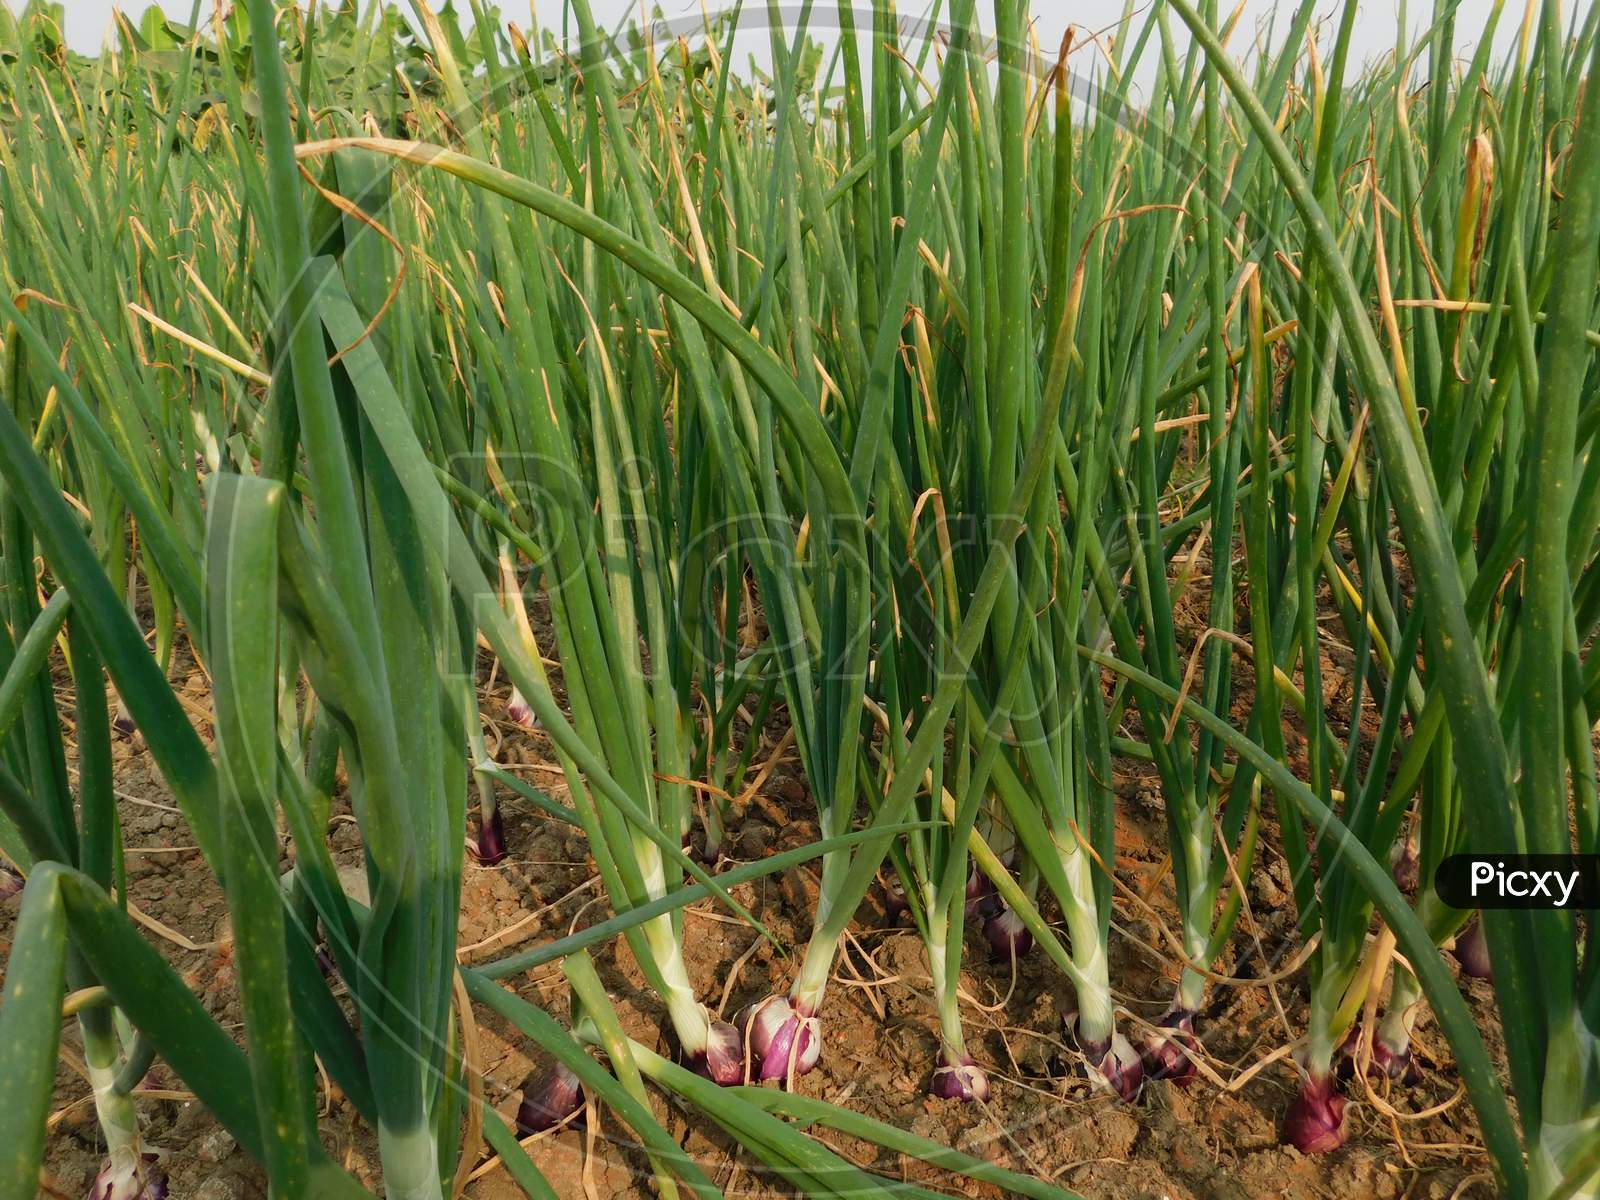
[0, 0, 1597, 1197]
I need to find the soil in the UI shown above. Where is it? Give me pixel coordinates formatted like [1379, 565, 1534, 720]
[4, 623, 1505, 1200]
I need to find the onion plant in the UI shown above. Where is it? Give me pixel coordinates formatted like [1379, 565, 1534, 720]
[0, 571, 162, 1197]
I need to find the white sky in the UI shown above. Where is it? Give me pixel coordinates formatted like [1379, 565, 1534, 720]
[47, 0, 1555, 107]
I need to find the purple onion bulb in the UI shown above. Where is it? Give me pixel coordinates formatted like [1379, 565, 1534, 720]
[682, 1018, 744, 1086]
[1283, 1074, 1348, 1154]
[737, 995, 822, 1082]
[1335, 1025, 1423, 1086]
[965, 868, 999, 921]
[506, 687, 539, 731]
[880, 880, 909, 924]
[929, 1046, 991, 1102]
[1065, 1013, 1144, 1102]
[473, 808, 508, 866]
[88, 1153, 168, 1200]
[1390, 838, 1420, 892]
[982, 906, 1034, 959]
[516, 1060, 585, 1134]
[1371, 1036, 1423, 1086]
[1452, 920, 1493, 980]
[1141, 1009, 1199, 1085]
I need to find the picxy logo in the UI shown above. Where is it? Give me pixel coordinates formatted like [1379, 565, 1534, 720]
[1435, 854, 1599, 910]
